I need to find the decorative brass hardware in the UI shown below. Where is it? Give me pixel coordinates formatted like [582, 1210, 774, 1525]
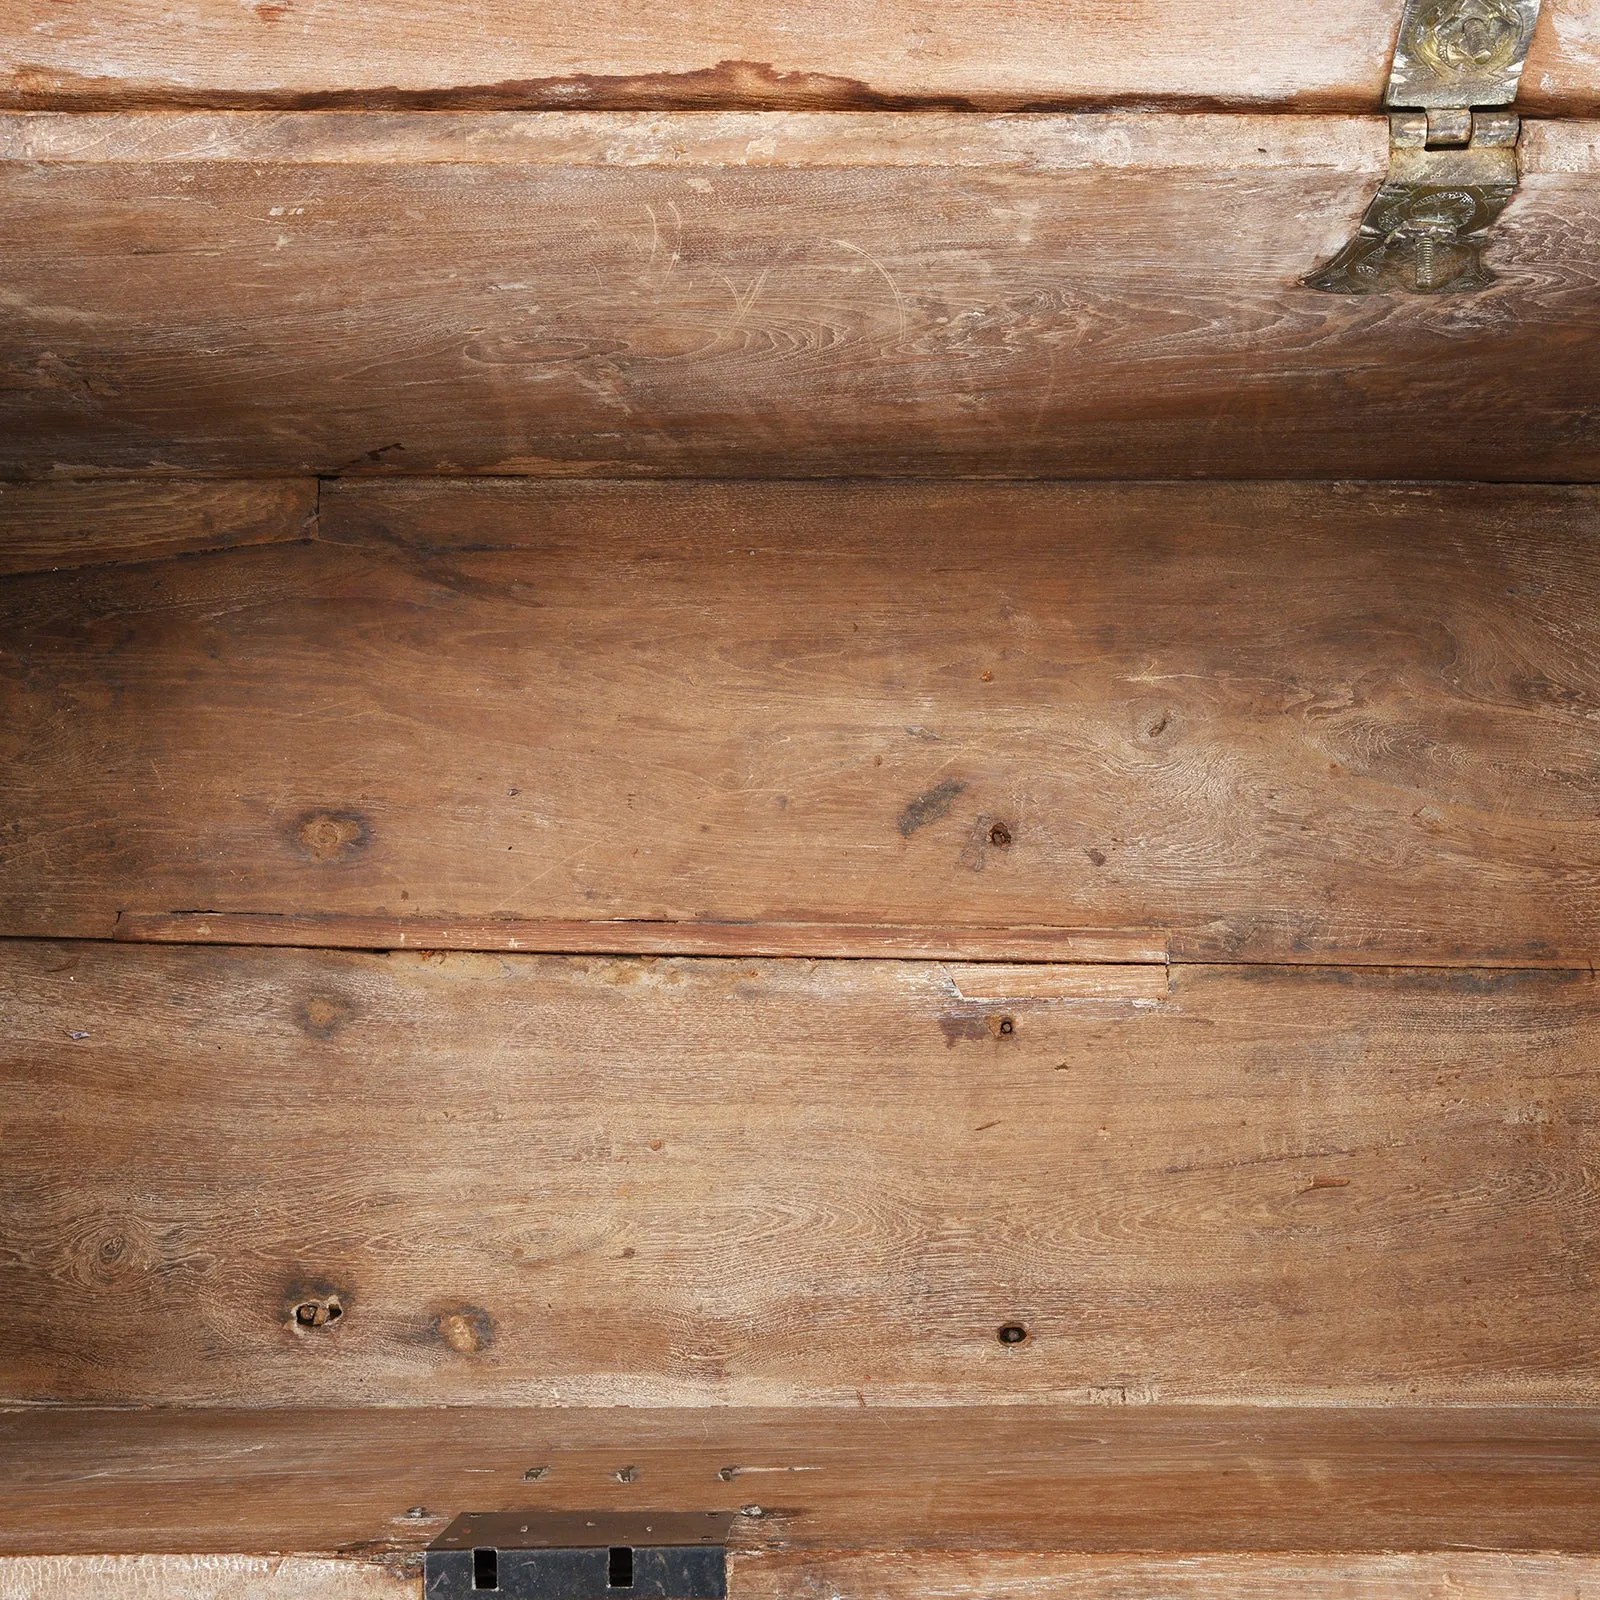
[1306, 110, 1519, 294]
[1388, 0, 1541, 109]
[1307, 0, 1540, 295]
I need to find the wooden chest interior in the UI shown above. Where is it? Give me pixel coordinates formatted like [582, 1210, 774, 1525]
[2, 3, 1599, 1597]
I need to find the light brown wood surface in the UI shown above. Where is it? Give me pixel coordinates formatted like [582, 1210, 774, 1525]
[111, 914, 1170, 965]
[7, 1552, 1600, 1600]
[5, 479, 1598, 965]
[4, 1407, 1600, 1556]
[738, 1551, 1600, 1600]
[0, 1559, 405, 1600]
[4, 113, 1600, 480]
[0, 479, 315, 576]
[0, 0, 1596, 115]
[3, 938, 1594, 1407]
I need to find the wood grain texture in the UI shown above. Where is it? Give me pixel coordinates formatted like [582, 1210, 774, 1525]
[0, 109, 1390, 166]
[111, 915, 1170, 965]
[2, 939, 1595, 1407]
[4, 1407, 1600, 1556]
[13, 1555, 1600, 1600]
[3, 112, 1600, 480]
[0, 480, 315, 576]
[0, 1559, 410, 1600]
[736, 1552, 1600, 1600]
[5, 480, 1598, 965]
[0, 0, 1595, 115]
[7, 1555, 1600, 1600]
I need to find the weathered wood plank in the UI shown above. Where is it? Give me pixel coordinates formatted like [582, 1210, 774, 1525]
[7, 1553, 1600, 1600]
[0, 1559, 409, 1600]
[5, 480, 1598, 964]
[2, 940, 1594, 1407]
[0, 479, 315, 576]
[3, 113, 1599, 480]
[111, 914, 1171, 965]
[738, 1552, 1600, 1600]
[0, 108, 1387, 165]
[0, 0, 1595, 115]
[3, 1407, 1600, 1556]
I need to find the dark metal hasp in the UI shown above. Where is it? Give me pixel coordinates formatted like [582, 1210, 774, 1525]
[426, 1513, 734, 1600]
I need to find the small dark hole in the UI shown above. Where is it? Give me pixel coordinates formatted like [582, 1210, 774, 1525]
[998, 1323, 1029, 1345]
[473, 1549, 499, 1592]
[989, 823, 1012, 848]
[998, 1017, 1015, 1036]
[293, 1295, 342, 1328]
[608, 1547, 634, 1589]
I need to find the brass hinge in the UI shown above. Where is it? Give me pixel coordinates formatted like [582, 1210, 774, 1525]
[1307, 0, 1541, 294]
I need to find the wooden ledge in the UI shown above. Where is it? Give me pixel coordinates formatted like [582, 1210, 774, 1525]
[6, 1551, 1600, 1600]
[0, 111, 1392, 169]
[4, 111, 1597, 177]
[3, 1407, 1599, 1560]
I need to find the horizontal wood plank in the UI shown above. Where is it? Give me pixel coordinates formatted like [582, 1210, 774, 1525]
[110, 914, 1170, 964]
[3, 1407, 1599, 1557]
[0, 1, 1594, 115]
[9, 1553, 1600, 1600]
[1, 109, 1390, 166]
[5, 480, 1598, 965]
[738, 1552, 1600, 1600]
[0, 479, 315, 576]
[2, 113, 1599, 480]
[2, 939, 1594, 1407]
[0, 1560, 408, 1600]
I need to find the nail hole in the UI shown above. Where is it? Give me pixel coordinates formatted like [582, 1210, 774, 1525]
[608, 1548, 634, 1590]
[293, 1296, 342, 1328]
[473, 1549, 499, 1592]
[989, 823, 1012, 848]
[998, 1016, 1015, 1036]
[998, 1323, 1029, 1345]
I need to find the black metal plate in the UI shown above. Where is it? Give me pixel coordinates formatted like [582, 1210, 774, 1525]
[426, 1513, 732, 1600]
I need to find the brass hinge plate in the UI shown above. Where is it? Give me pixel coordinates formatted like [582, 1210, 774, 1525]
[1308, 0, 1541, 295]
[1387, 0, 1543, 108]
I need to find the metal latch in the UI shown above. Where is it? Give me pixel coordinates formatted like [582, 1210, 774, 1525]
[1308, 0, 1542, 293]
[426, 1513, 734, 1600]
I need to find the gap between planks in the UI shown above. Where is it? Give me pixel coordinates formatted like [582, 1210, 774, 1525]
[108, 912, 1169, 967]
[104, 913, 1599, 973]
